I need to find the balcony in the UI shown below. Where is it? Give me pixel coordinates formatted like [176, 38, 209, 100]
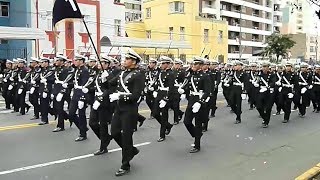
[220, 10, 272, 24]
[202, 6, 218, 15]
[273, 11, 282, 16]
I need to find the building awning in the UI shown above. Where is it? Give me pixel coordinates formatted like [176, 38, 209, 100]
[0, 26, 46, 40]
[101, 36, 192, 49]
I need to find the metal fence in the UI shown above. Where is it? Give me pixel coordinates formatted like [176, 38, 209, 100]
[0, 48, 27, 60]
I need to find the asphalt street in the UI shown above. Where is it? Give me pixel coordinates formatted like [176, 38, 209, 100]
[0, 95, 320, 180]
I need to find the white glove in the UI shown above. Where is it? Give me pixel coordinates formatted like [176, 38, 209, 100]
[159, 100, 167, 108]
[178, 88, 185, 94]
[78, 101, 85, 109]
[148, 86, 154, 91]
[254, 83, 259, 88]
[92, 100, 101, 110]
[205, 97, 210, 102]
[51, 94, 54, 100]
[180, 94, 186, 100]
[3, 79, 7, 82]
[288, 93, 294, 99]
[56, 93, 64, 102]
[276, 81, 281, 86]
[109, 93, 120, 102]
[241, 94, 247, 100]
[278, 87, 282, 92]
[30, 87, 35, 94]
[54, 80, 59, 84]
[31, 80, 36, 84]
[42, 92, 48, 98]
[82, 87, 89, 94]
[153, 91, 158, 98]
[259, 87, 267, 93]
[22, 80, 27, 84]
[40, 78, 47, 83]
[0, 74, 3, 78]
[192, 102, 201, 113]
[95, 92, 103, 96]
[301, 87, 307, 94]
[9, 77, 13, 81]
[62, 83, 68, 88]
[101, 71, 109, 78]
[224, 83, 230, 87]
[18, 89, 23, 94]
[144, 87, 148, 94]
[270, 88, 274, 93]
[8, 84, 13, 90]
[308, 85, 313, 89]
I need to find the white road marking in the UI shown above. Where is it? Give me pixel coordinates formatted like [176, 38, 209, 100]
[0, 142, 151, 176]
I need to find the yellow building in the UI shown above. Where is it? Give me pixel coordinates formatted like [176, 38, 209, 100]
[125, 0, 228, 63]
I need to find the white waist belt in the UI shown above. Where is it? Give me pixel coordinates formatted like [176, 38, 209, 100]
[159, 87, 169, 91]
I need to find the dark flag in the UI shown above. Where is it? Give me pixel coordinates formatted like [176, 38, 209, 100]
[52, 0, 83, 26]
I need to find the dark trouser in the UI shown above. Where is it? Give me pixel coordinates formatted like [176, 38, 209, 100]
[111, 105, 138, 170]
[223, 86, 231, 106]
[89, 106, 112, 150]
[2, 84, 12, 109]
[170, 95, 183, 123]
[152, 99, 173, 138]
[40, 93, 50, 123]
[247, 86, 258, 108]
[54, 97, 68, 129]
[69, 100, 88, 137]
[184, 103, 204, 149]
[12, 86, 19, 112]
[230, 87, 242, 120]
[17, 90, 28, 115]
[29, 89, 40, 117]
[314, 88, 320, 111]
[256, 91, 274, 125]
[145, 93, 155, 115]
[274, 87, 282, 113]
[279, 90, 293, 121]
[210, 89, 218, 116]
[202, 102, 210, 131]
[294, 90, 310, 116]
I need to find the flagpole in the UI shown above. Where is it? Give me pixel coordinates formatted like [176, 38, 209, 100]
[82, 18, 103, 67]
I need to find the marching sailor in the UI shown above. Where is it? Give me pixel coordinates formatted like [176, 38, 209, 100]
[28, 57, 41, 120]
[68, 54, 91, 141]
[278, 63, 298, 123]
[294, 62, 313, 117]
[52, 55, 74, 132]
[109, 49, 145, 176]
[89, 55, 115, 155]
[38, 57, 55, 125]
[229, 61, 246, 124]
[152, 56, 174, 142]
[16, 58, 31, 115]
[178, 57, 212, 153]
[209, 61, 221, 118]
[2, 60, 13, 110]
[144, 58, 158, 119]
[255, 62, 276, 128]
[312, 65, 320, 113]
[171, 58, 185, 125]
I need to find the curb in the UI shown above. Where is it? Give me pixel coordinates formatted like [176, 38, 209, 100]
[296, 163, 320, 180]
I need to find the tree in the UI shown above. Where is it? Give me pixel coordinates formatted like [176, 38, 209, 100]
[263, 33, 296, 63]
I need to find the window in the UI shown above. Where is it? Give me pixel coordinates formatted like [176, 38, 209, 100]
[169, 27, 173, 40]
[47, 18, 52, 31]
[0, 1, 9, 17]
[80, 15, 89, 32]
[179, 54, 186, 61]
[146, 30, 151, 39]
[241, 32, 246, 39]
[180, 27, 185, 41]
[218, 30, 223, 43]
[169, 1, 184, 13]
[241, 6, 246, 13]
[204, 29, 209, 43]
[114, 19, 121, 36]
[146, 8, 151, 18]
[310, 46, 315, 52]
[0, 39, 8, 44]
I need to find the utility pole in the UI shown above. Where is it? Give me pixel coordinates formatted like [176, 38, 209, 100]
[316, 25, 318, 63]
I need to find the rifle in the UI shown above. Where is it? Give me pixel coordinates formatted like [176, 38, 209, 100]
[200, 45, 207, 57]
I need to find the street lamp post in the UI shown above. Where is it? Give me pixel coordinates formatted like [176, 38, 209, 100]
[239, 5, 242, 61]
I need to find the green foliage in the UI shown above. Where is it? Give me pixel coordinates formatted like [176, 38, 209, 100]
[263, 33, 296, 63]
